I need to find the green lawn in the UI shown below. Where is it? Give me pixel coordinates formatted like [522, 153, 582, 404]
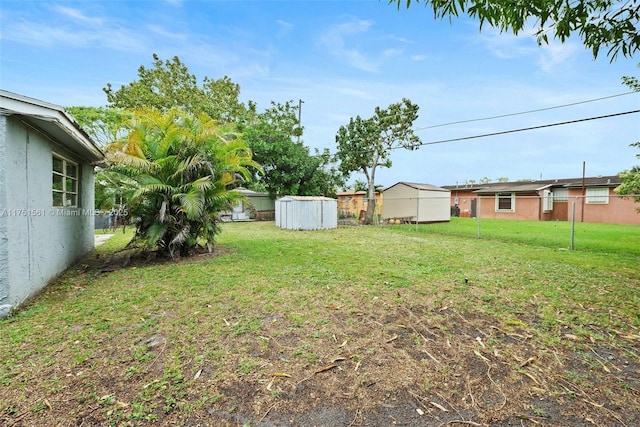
[1, 220, 638, 426]
[396, 217, 640, 257]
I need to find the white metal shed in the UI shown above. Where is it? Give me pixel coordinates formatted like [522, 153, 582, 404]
[383, 182, 451, 223]
[275, 196, 338, 230]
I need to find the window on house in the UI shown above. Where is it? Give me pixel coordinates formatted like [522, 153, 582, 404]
[586, 187, 608, 204]
[542, 190, 553, 211]
[495, 192, 515, 212]
[52, 154, 78, 207]
[553, 188, 568, 201]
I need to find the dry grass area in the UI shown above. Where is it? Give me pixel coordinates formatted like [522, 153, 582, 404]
[1, 221, 639, 426]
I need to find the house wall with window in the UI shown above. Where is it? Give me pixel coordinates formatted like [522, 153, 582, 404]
[0, 91, 103, 318]
[476, 191, 541, 220]
[568, 187, 640, 225]
[443, 177, 640, 225]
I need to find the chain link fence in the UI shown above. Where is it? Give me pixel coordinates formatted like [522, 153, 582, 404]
[339, 193, 640, 251]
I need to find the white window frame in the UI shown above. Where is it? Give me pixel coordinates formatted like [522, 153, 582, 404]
[52, 153, 79, 208]
[553, 188, 568, 202]
[495, 192, 515, 212]
[542, 190, 553, 211]
[586, 187, 608, 204]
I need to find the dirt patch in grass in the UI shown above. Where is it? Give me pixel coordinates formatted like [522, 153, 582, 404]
[2, 224, 639, 427]
[86, 244, 230, 272]
[177, 301, 639, 427]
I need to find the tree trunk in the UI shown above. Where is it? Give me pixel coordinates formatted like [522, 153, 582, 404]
[365, 196, 376, 225]
[363, 164, 378, 225]
[364, 176, 377, 225]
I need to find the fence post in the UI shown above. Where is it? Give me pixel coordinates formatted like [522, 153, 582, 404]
[477, 196, 481, 239]
[570, 200, 576, 250]
[416, 194, 420, 231]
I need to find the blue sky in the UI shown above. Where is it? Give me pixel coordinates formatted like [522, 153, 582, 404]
[1, 0, 639, 187]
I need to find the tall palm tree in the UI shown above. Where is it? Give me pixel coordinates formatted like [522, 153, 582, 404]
[108, 108, 259, 258]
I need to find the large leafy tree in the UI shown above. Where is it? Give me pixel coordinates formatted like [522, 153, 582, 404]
[615, 143, 640, 209]
[244, 100, 343, 198]
[67, 106, 130, 147]
[108, 108, 259, 258]
[104, 54, 247, 123]
[390, 0, 640, 60]
[102, 55, 340, 198]
[66, 106, 133, 211]
[615, 67, 640, 208]
[335, 98, 421, 224]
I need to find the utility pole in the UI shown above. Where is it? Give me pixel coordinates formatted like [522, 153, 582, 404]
[581, 161, 586, 223]
[297, 99, 304, 143]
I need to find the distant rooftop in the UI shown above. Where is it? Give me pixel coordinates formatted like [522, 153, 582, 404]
[442, 175, 621, 193]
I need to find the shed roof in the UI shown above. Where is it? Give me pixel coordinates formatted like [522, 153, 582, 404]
[278, 196, 336, 201]
[234, 187, 270, 197]
[384, 182, 449, 192]
[337, 190, 371, 196]
[0, 90, 104, 163]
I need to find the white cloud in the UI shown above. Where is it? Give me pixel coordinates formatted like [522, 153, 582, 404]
[51, 5, 103, 26]
[3, 12, 147, 52]
[474, 25, 579, 75]
[383, 48, 403, 58]
[333, 86, 378, 100]
[147, 24, 187, 41]
[387, 35, 412, 44]
[318, 17, 379, 72]
[277, 19, 294, 36]
[536, 41, 579, 74]
[476, 28, 537, 59]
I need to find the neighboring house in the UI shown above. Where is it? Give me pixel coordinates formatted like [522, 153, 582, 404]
[275, 196, 337, 230]
[442, 175, 640, 225]
[0, 90, 104, 318]
[383, 182, 451, 223]
[336, 190, 383, 218]
[224, 188, 275, 221]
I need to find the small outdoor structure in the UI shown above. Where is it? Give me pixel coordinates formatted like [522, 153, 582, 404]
[275, 196, 338, 230]
[229, 188, 275, 221]
[0, 90, 104, 318]
[383, 182, 451, 223]
[336, 190, 383, 219]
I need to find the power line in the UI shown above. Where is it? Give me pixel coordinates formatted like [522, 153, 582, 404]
[415, 91, 639, 131]
[316, 109, 640, 157]
[413, 109, 640, 147]
[313, 105, 640, 159]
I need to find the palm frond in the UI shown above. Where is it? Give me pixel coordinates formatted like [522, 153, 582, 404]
[146, 222, 168, 247]
[175, 190, 205, 219]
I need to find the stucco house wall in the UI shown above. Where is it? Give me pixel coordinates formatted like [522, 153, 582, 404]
[476, 192, 541, 221]
[443, 176, 640, 225]
[383, 182, 450, 223]
[0, 91, 104, 318]
[568, 188, 640, 225]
